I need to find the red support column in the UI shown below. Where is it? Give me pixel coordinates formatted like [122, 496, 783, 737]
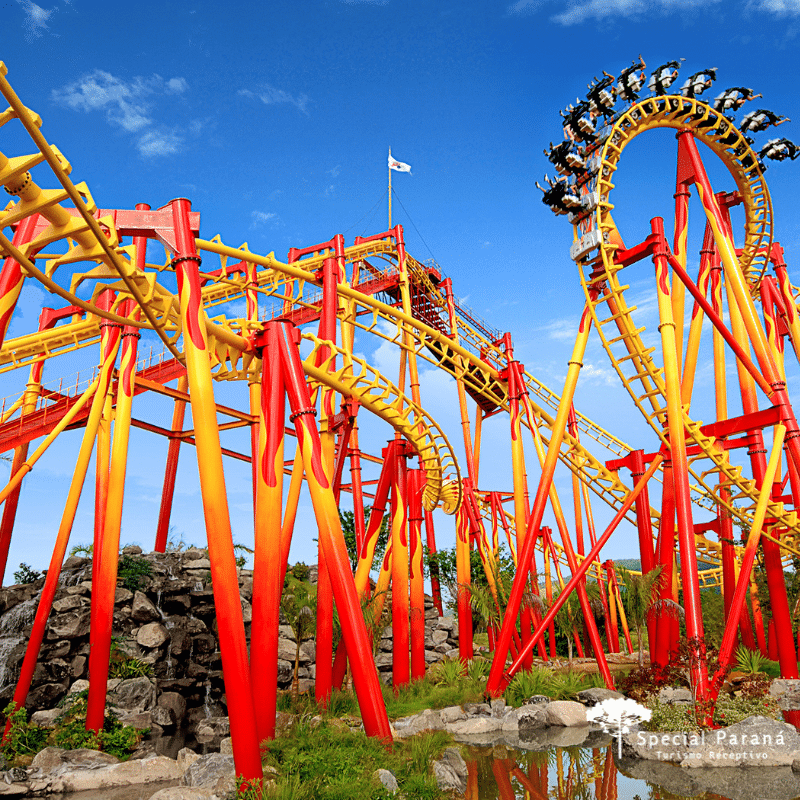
[408, 469, 426, 681]
[391, 441, 410, 689]
[272, 320, 391, 741]
[169, 198, 262, 782]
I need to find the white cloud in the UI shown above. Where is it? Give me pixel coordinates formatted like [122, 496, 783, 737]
[750, 0, 800, 11]
[239, 86, 311, 115]
[250, 211, 278, 229]
[508, 0, 718, 23]
[328, 165, 342, 177]
[137, 130, 183, 158]
[166, 77, 189, 94]
[18, 1, 55, 40]
[54, 71, 189, 133]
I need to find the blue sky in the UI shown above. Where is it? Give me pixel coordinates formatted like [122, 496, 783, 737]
[1, 0, 800, 583]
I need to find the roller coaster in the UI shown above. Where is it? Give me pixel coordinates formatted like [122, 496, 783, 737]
[0, 55, 799, 784]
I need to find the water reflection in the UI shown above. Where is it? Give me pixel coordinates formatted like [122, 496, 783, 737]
[465, 743, 800, 800]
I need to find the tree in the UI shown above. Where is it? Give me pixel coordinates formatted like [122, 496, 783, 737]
[616, 565, 682, 666]
[552, 586, 581, 668]
[338, 507, 390, 572]
[280, 575, 317, 699]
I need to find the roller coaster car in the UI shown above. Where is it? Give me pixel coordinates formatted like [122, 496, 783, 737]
[545, 140, 586, 176]
[740, 109, 789, 134]
[647, 60, 682, 96]
[713, 87, 761, 116]
[680, 68, 717, 99]
[616, 56, 646, 102]
[587, 74, 616, 118]
[565, 101, 596, 144]
[536, 176, 581, 216]
[759, 137, 800, 162]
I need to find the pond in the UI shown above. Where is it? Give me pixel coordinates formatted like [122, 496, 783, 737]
[466, 738, 800, 800]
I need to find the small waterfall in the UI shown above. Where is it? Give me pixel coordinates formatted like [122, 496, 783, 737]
[203, 681, 213, 719]
[0, 597, 38, 637]
[0, 636, 23, 688]
[165, 639, 174, 679]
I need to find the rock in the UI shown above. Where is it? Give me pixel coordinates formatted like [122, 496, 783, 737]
[151, 706, 175, 728]
[576, 687, 626, 707]
[623, 716, 800, 767]
[177, 747, 200, 773]
[196, 716, 230, 742]
[545, 701, 587, 727]
[0, 785, 28, 796]
[136, 623, 169, 649]
[219, 737, 233, 755]
[463, 702, 491, 717]
[183, 548, 206, 561]
[46, 755, 182, 793]
[436, 616, 457, 632]
[657, 686, 693, 705]
[432, 747, 467, 794]
[375, 768, 399, 793]
[131, 592, 161, 623]
[446, 716, 503, 736]
[517, 704, 548, 734]
[38, 747, 120, 769]
[149, 790, 214, 800]
[52, 596, 82, 613]
[61, 556, 87, 571]
[30, 709, 61, 728]
[440, 705, 467, 724]
[182, 753, 235, 796]
[114, 587, 134, 604]
[47, 610, 90, 639]
[30, 747, 67, 771]
[393, 709, 444, 738]
[491, 698, 506, 717]
[523, 694, 550, 705]
[27, 683, 65, 709]
[108, 677, 156, 711]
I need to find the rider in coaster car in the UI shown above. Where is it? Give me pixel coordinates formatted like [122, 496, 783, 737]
[586, 74, 617, 118]
[740, 109, 789, 134]
[546, 141, 587, 176]
[616, 56, 646, 103]
[713, 87, 761, 118]
[680, 68, 718, 99]
[759, 138, 799, 162]
[647, 60, 683, 95]
[536, 176, 582, 216]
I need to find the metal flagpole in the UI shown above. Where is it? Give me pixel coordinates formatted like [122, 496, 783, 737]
[388, 147, 392, 228]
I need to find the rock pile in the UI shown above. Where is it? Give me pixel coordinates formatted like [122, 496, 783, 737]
[0, 546, 458, 729]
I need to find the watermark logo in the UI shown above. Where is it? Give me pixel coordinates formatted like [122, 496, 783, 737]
[586, 697, 652, 757]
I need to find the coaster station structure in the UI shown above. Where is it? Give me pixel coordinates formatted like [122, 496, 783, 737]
[0, 55, 798, 781]
[486, 58, 800, 708]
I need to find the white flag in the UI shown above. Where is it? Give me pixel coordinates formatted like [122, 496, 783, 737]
[388, 155, 412, 173]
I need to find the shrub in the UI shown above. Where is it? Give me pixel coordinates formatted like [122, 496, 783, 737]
[117, 555, 153, 592]
[1, 703, 48, 762]
[735, 645, 768, 675]
[13, 563, 42, 584]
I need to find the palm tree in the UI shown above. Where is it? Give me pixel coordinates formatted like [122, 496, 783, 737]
[552, 586, 581, 668]
[616, 565, 681, 666]
[281, 575, 317, 699]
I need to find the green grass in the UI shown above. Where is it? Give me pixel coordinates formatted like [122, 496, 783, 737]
[242, 717, 449, 799]
[505, 667, 606, 707]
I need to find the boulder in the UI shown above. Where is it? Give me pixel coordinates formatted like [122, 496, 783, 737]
[114, 588, 134, 605]
[108, 677, 156, 711]
[157, 692, 187, 724]
[657, 686, 693, 705]
[576, 687, 626, 707]
[182, 752, 236, 797]
[440, 705, 467, 724]
[374, 768, 399, 794]
[177, 747, 200, 773]
[432, 747, 467, 794]
[136, 623, 169, 649]
[446, 716, 503, 736]
[523, 694, 550, 705]
[42, 755, 182, 793]
[131, 592, 161, 623]
[196, 716, 230, 742]
[517, 704, 548, 734]
[393, 709, 444, 738]
[545, 701, 587, 727]
[149, 790, 214, 800]
[30, 708, 61, 728]
[51, 596, 82, 614]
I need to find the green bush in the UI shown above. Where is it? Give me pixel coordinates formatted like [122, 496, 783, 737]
[2, 704, 48, 762]
[13, 563, 42, 584]
[117, 555, 153, 592]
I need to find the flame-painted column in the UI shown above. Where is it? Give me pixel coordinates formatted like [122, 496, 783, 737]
[250, 330, 285, 742]
[272, 320, 391, 741]
[652, 217, 709, 702]
[154, 375, 189, 552]
[86, 299, 140, 731]
[455, 504, 474, 663]
[391, 441, 411, 688]
[3, 301, 121, 737]
[408, 469, 426, 681]
[170, 198, 262, 781]
[0, 213, 38, 350]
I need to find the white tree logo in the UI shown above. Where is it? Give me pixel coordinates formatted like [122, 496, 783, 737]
[586, 697, 652, 758]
